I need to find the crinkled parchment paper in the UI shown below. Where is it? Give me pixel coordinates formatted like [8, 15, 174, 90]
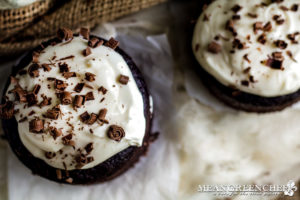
[1, 1, 300, 200]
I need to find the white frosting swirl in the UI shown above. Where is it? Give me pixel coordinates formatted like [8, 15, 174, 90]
[193, 0, 300, 97]
[6, 36, 147, 170]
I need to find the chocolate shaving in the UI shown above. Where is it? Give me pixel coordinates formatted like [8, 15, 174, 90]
[118, 75, 129, 85]
[84, 143, 93, 154]
[207, 41, 221, 54]
[32, 84, 41, 95]
[45, 105, 61, 120]
[280, 6, 289, 11]
[86, 113, 97, 125]
[287, 32, 299, 44]
[243, 54, 251, 63]
[49, 127, 62, 140]
[247, 13, 258, 18]
[273, 15, 285, 25]
[60, 91, 72, 105]
[80, 28, 90, 40]
[29, 118, 44, 133]
[58, 55, 75, 61]
[107, 125, 125, 142]
[253, 22, 264, 34]
[232, 39, 247, 49]
[241, 80, 249, 86]
[74, 83, 85, 93]
[42, 64, 51, 72]
[79, 111, 97, 125]
[63, 72, 76, 79]
[73, 95, 85, 108]
[98, 108, 108, 123]
[26, 93, 38, 107]
[75, 154, 94, 169]
[85, 92, 94, 101]
[28, 63, 40, 77]
[231, 4, 242, 13]
[57, 28, 73, 41]
[98, 86, 107, 94]
[59, 63, 69, 73]
[105, 37, 119, 49]
[291, 4, 299, 11]
[232, 15, 240, 20]
[263, 52, 284, 70]
[32, 51, 40, 63]
[287, 50, 297, 62]
[62, 134, 75, 146]
[85, 72, 96, 82]
[54, 79, 67, 91]
[39, 95, 51, 107]
[225, 20, 237, 36]
[88, 37, 104, 48]
[79, 112, 90, 122]
[0, 101, 14, 119]
[82, 47, 92, 57]
[274, 40, 288, 49]
[10, 85, 27, 102]
[45, 152, 56, 159]
[263, 21, 272, 32]
[257, 34, 267, 44]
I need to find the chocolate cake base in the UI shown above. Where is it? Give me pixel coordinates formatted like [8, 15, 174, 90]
[2, 36, 154, 185]
[190, 1, 300, 113]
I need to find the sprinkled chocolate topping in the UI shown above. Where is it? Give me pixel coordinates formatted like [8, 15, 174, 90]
[80, 27, 90, 40]
[45, 105, 61, 120]
[10, 84, 27, 103]
[231, 4, 242, 13]
[59, 63, 69, 73]
[45, 152, 56, 159]
[62, 134, 75, 147]
[74, 83, 84, 93]
[207, 41, 221, 54]
[49, 127, 62, 140]
[29, 118, 44, 133]
[73, 95, 85, 108]
[60, 91, 72, 105]
[84, 143, 93, 154]
[107, 125, 125, 142]
[85, 92, 94, 101]
[0, 101, 14, 119]
[105, 37, 119, 50]
[274, 40, 288, 49]
[98, 86, 107, 94]
[54, 79, 67, 91]
[57, 28, 73, 41]
[32, 51, 40, 63]
[88, 37, 104, 48]
[82, 47, 92, 57]
[85, 72, 96, 82]
[118, 75, 129, 85]
[63, 72, 76, 79]
[98, 108, 107, 123]
[28, 63, 40, 78]
[26, 92, 38, 107]
[42, 64, 51, 72]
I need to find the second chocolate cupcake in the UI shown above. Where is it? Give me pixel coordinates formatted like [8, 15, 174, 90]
[192, 0, 300, 112]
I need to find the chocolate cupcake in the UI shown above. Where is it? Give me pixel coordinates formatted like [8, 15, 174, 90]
[0, 28, 154, 184]
[192, 0, 300, 112]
